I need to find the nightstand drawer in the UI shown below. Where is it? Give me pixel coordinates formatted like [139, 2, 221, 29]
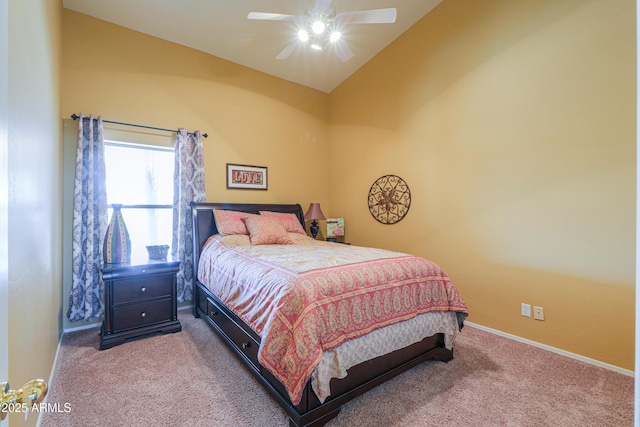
[112, 299, 172, 332]
[112, 275, 173, 304]
[104, 263, 178, 280]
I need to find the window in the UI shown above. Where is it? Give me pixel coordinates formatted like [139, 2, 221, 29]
[104, 142, 174, 260]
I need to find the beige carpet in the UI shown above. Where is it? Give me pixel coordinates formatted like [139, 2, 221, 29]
[40, 312, 633, 426]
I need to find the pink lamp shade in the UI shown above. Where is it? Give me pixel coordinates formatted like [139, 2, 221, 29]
[304, 203, 326, 220]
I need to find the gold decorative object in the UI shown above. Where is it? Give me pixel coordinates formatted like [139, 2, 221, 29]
[0, 379, 48, 420]
[368, 175, 411, 224]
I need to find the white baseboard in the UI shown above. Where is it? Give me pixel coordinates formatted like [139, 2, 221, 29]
[63, 321, 101, 334]
[35, 328, 65, 427]
[465, 321, 634, 377]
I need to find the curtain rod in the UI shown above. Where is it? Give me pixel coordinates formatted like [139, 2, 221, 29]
[70, 114, 208, 138]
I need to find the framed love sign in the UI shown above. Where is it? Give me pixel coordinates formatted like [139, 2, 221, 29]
[226, 163, 268, 190]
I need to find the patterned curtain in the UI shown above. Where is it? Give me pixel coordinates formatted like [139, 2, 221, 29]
[172, 128, 206, 302]
[67, 114, 108, 321]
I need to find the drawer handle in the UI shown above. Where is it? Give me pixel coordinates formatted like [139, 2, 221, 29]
[209, 310, 218, 317]
[141, 312, 146, 318]
[242, 342, 250, 349]
[140, 287, 146, 293]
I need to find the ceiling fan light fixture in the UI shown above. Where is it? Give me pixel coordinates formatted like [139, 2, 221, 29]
[298, 30, 309, 42]
[311, 20, 325, 34]
[248, 2, 397, 62]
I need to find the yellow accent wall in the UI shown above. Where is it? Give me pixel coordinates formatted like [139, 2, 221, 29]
[61, 10, 330, 207]
[61, 10, 331, 329]
[8, 0, 63, 425]
[329, 0, 635, 370]
[61, 0, 635, 371]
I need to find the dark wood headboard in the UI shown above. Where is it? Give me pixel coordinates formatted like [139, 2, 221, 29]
[190, 202, 306, 274]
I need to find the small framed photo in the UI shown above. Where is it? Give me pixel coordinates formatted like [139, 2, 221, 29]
[226, 163, 268, 190]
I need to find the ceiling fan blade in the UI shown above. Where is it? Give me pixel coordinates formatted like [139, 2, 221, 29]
[335, 43, 354, 63]
[247, 12, 297, 21]
[276, 41, 297, 60]
[336, 8, 397, 24]
[315, 0, 332, 12]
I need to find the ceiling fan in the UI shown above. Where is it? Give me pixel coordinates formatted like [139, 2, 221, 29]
[247, 0, 397, 63]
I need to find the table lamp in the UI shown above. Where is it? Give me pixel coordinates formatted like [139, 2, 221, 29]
[304, 203, 326, 239]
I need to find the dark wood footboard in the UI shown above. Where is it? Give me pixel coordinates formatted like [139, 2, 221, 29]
[190, 202, 454, 427]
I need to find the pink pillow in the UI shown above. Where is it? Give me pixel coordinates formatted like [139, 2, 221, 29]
[259, 211, 306, 235]
[244, 215, 293, 245]
[213, 209, 258, 235]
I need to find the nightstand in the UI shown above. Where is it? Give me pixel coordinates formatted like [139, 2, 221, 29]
[326, 239, 350, 245]
[99, 258, 182, 350]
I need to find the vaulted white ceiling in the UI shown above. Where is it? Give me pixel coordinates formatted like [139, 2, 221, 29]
[63, 0, 442, 93]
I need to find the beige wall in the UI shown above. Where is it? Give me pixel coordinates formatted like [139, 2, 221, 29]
[61, 10, 331, 329]
[329, 0, 635, 370]
[8, 0, 63, 424]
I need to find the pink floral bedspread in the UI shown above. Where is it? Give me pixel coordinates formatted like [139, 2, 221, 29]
[197, 234, 468, 404]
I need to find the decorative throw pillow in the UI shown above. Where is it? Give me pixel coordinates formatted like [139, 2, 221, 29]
[213, 209, 258, 235]
[244, 215, 293, 245]
[259, 211, 306, 235]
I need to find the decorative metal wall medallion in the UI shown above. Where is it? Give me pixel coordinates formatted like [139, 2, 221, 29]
[368, 175, 411, 224]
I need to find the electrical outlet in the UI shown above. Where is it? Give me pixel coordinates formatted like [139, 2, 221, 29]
[533, 306, 544, 321]
[521, 303, 531, 317]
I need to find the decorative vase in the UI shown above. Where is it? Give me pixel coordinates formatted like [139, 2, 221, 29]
[103, 204, 131, 264]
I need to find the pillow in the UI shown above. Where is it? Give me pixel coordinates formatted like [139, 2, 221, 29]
[244, 215, 293, 245]
[259, 211, 306, 235]
[213, 209, 258, 235]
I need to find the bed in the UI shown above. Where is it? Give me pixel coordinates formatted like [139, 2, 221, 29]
[191, 202, 468, 427]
